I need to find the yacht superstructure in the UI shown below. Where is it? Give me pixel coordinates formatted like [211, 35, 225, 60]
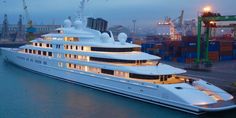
[1, 18, 236, 115]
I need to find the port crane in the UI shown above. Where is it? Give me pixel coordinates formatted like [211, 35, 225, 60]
[195, 6, 236, 67]
[22, 0, 36, 41]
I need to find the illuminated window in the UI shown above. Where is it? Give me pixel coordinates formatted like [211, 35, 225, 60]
[74, 55, 77, 59]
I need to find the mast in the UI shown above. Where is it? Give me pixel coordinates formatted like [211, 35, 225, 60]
[77, 0, 90, 21]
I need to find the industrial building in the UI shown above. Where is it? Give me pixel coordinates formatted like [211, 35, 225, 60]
[0, 14, 60, 42]
[87, 17, 108, 32]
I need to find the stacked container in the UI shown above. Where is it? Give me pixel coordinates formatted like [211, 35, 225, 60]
[136, 37, 236, 63]
[233, 42, 236, 59]
[133, 39, 144, 45]
[219, 41, 233, 61]
[208, 41, 220, 62]
[181, 41, 197, 63]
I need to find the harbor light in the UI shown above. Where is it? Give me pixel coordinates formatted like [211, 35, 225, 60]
[203, 6, 212, 12]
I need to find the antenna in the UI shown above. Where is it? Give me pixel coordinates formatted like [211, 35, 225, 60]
[132, 19, 136, 33]
[77, 0, 90, 20]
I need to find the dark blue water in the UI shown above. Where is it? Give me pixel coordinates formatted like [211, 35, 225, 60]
[0, 50, 235, 118]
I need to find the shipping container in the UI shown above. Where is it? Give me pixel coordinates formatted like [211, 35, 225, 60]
[233, 42, 236, 49]
[220, 41, 233, 47]
[133, 40, 143, 45]
[184, 41, 197, 47]
[209, 51, 219, 62]
[177, 57, 185, 63]
[209, 41, 220, 51]
[220, 56, 233, 61]
[220, 51, 232, 56]
[220, 46, 233, 52]
[183, 52, 197, 58]
[185, 58, 195, 64]
[163, 56, 172, 61]
[181, 47, 197, 53]
[233, 49, 236, 59]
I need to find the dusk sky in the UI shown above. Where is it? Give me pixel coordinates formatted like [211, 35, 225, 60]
[0, 0, 235, 28]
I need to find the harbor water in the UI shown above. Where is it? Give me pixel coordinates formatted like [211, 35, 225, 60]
[0, 49, 235, 118]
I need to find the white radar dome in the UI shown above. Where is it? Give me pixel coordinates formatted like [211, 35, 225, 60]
[64, 19, 72, 28]
[74, 20, 83, 30]
[118, 33, 128, 45]
[101, 33, 110, 43]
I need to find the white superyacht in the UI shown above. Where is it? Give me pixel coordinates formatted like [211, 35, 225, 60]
[1, 1, 236, 115]
[2, 19, 236, 114]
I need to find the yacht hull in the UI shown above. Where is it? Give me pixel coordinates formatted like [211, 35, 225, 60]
[1, 48, 236, 115]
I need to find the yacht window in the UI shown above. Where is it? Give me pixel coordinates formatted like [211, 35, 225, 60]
[35, 43, 38, 46]
[29, 49, 32, 53]
[160, 76, 164, 81]
[74, 55, 77, 59]
[33, 50, 36, 54]
[130, 73, 160, 80]
[101, 69, 114, 75]
[91, 47, 134, 52]
[68, 63, 71, 68]
[43, 51, 47, 56]
[46, 44, 49, 47]
[38, 51, 41, 55]
[81, 46, 84, 50]
[90, 57, 136, 63]
[25, 49, 28, 53]
[50, 44, 52, 48]
[39, 43, 42, 47]
[164, 76, 168, 81]
[48, 52, 52, 57]
[64, 45, 68, 49]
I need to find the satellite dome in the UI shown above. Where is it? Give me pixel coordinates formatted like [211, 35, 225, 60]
[118, 33, 128, 45]
[64, 19, 72, 28]
[101, 33, 110, 43]
[74, 20, 83, 30]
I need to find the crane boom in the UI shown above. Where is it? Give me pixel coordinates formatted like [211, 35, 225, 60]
[22, 0, 36, 41]
[22, 0, 32, 27]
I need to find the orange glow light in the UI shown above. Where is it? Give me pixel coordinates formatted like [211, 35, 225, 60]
[203, 6, 212, 12]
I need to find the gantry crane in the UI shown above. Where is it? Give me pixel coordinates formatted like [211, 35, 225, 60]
[22, 0, 36, 41]
[195, 6, 236, 67]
